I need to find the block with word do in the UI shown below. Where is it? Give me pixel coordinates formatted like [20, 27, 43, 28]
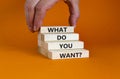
[39, 33, 79, 41]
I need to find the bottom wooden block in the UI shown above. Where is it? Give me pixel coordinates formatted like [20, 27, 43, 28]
[48, 49, 89, 59]
[38, 46, 48, 57]
[39, 47, 89, 59]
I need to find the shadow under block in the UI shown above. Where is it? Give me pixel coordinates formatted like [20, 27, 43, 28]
[40, 26, 74, 33]
[48, 49, 89, 59]
[40, 33, 79, 41]
[40, 41, 84, 50]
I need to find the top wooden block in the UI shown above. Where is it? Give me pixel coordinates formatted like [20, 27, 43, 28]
[40, 26, 74, 33]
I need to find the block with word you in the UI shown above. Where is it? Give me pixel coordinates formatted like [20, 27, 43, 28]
[40, 41, 84, 50]
[38, 26, 89, 60]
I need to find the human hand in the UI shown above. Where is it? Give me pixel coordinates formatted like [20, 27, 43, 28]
[25, 0, 80, 32]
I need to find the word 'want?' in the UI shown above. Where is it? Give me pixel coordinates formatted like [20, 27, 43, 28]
[59, 52, 82, 58]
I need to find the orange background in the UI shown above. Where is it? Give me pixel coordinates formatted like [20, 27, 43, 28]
[0, 0, 120, 79]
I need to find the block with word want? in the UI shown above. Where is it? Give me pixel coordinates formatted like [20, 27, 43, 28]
[47, 49, 89, 59]
[38, 47, 48, 57]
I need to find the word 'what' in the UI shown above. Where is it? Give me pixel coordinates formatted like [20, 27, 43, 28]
[48, 27, 67, 33]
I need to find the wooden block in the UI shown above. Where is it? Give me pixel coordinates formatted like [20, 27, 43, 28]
[40, 41, 84, 50]
[40, 26, 74, 33]
[38, 40, 41, 47]
[48, 49, 89, 59]
[40, 33, 79, 41]
[38, 33, 41, 46]
[38, 46, 48, 57]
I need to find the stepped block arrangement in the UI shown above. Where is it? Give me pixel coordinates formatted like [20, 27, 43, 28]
[38, 26, 89, 60]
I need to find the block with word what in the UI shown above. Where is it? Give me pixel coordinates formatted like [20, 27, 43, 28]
[38, 26, 89, 60]
[40, 26, 74, 33]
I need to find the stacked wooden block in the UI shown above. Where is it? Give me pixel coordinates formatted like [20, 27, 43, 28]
[38, 26, 89, 60]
